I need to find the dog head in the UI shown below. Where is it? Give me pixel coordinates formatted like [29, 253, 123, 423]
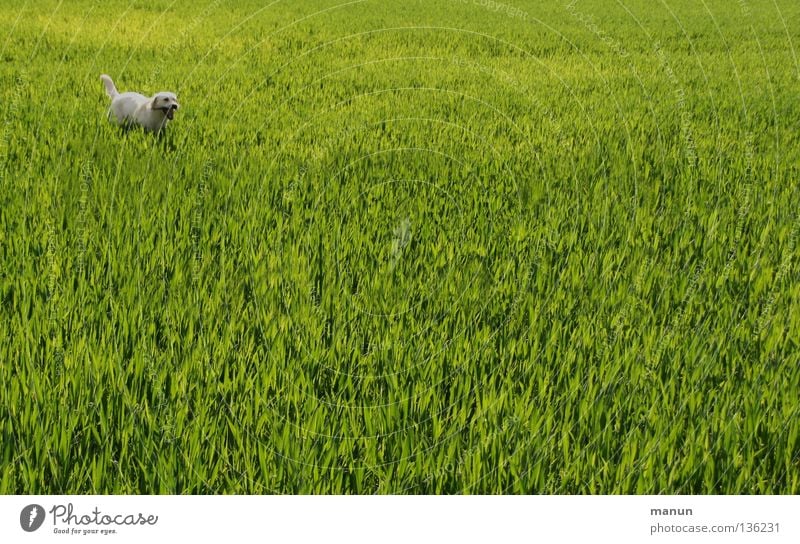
[151, 92, 180, 120]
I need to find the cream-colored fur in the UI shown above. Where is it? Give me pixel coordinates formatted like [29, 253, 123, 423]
[100, 74, 179, 133]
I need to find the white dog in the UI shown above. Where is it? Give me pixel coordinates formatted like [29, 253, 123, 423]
[100, 74, 179, 133]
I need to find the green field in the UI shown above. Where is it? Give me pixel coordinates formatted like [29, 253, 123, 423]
[1, 0, 798, 494]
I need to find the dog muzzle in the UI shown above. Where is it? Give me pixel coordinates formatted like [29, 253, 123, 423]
[157, 105, 178, 120]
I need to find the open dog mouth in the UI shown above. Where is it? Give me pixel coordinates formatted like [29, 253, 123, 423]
[157, 105, 178, 120]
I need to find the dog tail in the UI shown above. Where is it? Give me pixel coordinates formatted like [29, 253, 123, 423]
[100, 74, 118, 98]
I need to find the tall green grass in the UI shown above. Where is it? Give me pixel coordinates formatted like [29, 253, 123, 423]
[0, 0, 798, 493]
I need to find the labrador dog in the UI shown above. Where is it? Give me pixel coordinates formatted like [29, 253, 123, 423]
[100, 74, 179, 133]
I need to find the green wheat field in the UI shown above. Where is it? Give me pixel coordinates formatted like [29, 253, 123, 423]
[1, 0, 798, 494]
